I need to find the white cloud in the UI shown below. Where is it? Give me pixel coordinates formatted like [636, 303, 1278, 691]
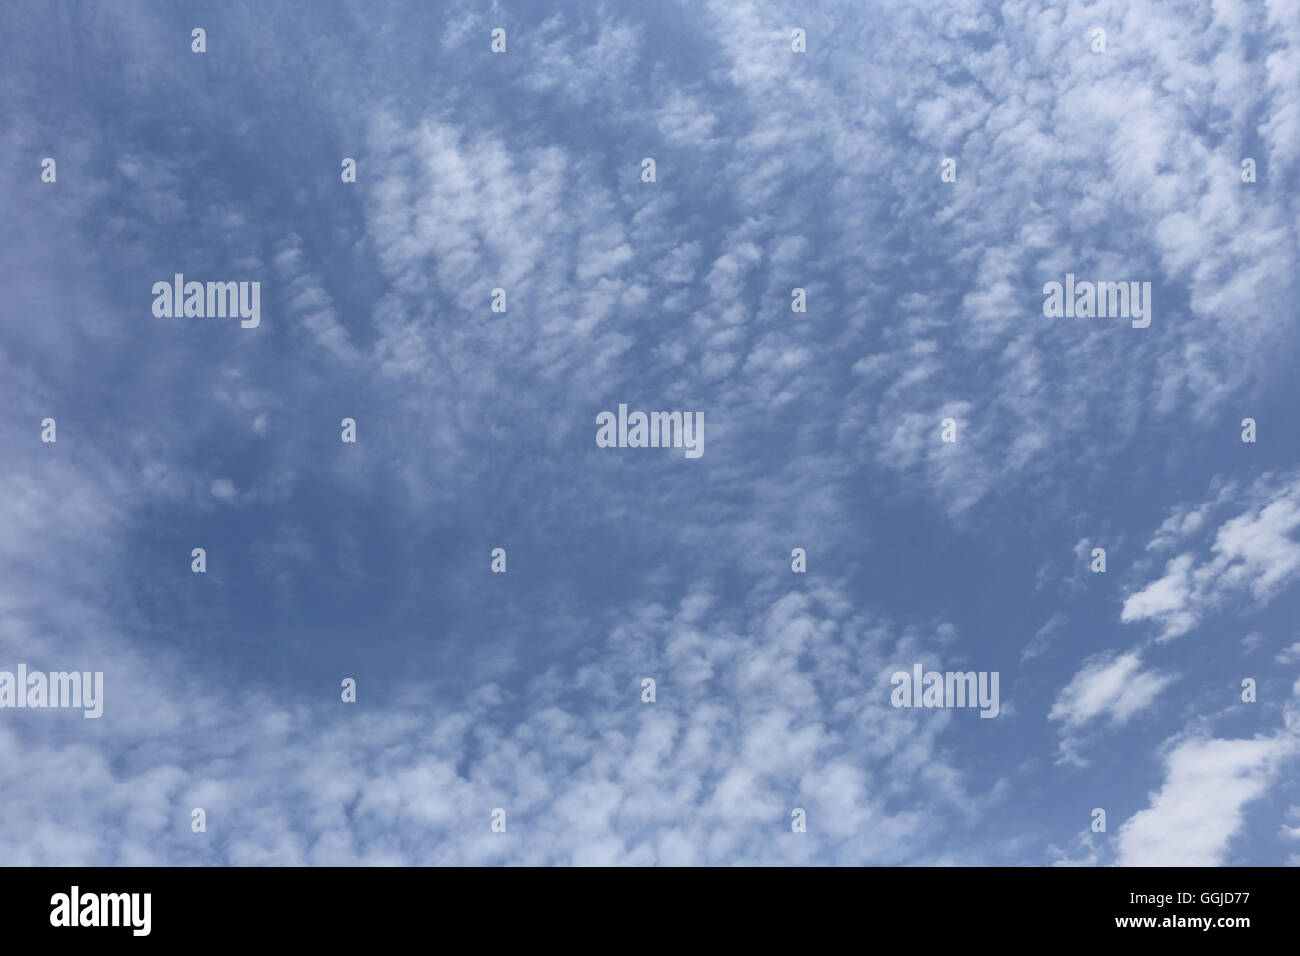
[4, 0, 1299, 869]
[1123, 473, 1300, 641]
[1049, 650, 1175, 733]
[1021, 613, 1066, 662]
[210, 478, 238, 501]
[1116, 732, 1298, 866]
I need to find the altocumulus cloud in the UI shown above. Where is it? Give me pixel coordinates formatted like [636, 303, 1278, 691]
[1, 0, 1299, 866]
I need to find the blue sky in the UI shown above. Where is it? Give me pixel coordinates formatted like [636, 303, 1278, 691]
[1, 0, 1298, 865]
